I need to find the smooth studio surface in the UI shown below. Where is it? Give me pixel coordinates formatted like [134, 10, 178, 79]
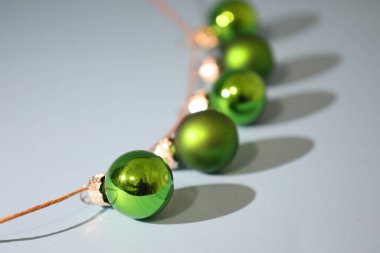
[1, 1, 380, 253]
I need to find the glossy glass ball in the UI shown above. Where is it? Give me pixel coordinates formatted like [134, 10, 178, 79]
[222, 34, 274, 78]
[209, 69, 266, 125]
[105, 150, 174, 219]
[174, 110, 238, 173]
[209, 0, 258, 43]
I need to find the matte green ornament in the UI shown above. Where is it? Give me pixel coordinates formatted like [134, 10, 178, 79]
[222, 34, 274, 78]
[209, 0, 259, 43]
[209, 69, 266, 125]
[105, 150, 174, 219]
[174, 110, 238, 173]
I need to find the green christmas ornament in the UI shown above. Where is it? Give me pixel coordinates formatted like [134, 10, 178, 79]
[174, 110, 239, 173]
[103, 150, 174, 219]
[209, 69, 266, 125]
[209, 0, 259, 43]
[222, 34, 274, 78]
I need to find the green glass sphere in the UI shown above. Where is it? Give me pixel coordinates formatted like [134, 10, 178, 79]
[174, 110, 238, 173]
[105, 150, 174, 219]
[209, 69, 266, 125]
[209, 0, 258, 43]
[222, 34, 274, 78]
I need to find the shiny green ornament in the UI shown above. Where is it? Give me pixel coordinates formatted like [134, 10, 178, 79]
[209, 0, 259, 43]
[209, 69, 266, 125]
[222, 34, 274, 78]
[105, 150, 174, 219]
[174, 110, 238, 173]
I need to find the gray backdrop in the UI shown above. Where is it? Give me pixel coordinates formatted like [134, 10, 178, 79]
[1, 0, 379, 252]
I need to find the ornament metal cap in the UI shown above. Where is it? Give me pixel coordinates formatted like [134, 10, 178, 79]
[188, 89, 209, 114]
[190, 26, 218, 49]
[86, 173, 110, 206]
[152, 138, 178, 170]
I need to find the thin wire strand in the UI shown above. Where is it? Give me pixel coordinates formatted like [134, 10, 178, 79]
[0, 186, 88, 224]
[148, 0, 199, 150]
[164, 47, 199, 139]
[148, 0, 193, 34]
[149, 46, 199, 151]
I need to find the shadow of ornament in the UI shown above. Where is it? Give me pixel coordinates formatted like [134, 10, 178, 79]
[258, 90, 336, 125]
[148, 184, 255, 224]
[0, 209, 107, 243]
[262, 12, 319, 40]
[223, 137, 314, 175]
[269, 53, 341, 85]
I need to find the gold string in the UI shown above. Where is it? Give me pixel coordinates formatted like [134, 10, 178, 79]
[148, 0, 193, 34]
[0, 186, 88, 224]
[148, 0, 199, 149]
[163, 47, 199, 139]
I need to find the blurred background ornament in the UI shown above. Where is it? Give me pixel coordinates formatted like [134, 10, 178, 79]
[222, 34, 274, 78]
[208, 0, 259, 43]
[209, 69, 266, 125]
